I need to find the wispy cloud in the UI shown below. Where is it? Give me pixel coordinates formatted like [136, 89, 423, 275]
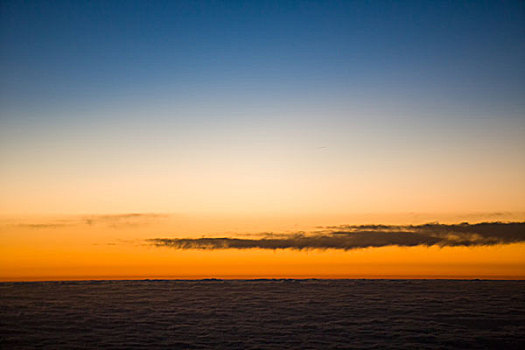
[149, 222, 525, 250]
[3, 213, 169, 230]
[14, 223, 72, 229]
[82, 213, 168, 227]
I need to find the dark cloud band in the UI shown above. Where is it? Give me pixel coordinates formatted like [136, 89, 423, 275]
[149, 222, 525, 250]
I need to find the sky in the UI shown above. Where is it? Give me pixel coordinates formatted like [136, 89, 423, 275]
[0, 0, 524, 280]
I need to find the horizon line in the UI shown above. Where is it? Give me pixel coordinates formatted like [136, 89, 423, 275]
[3, 276, 524, 283]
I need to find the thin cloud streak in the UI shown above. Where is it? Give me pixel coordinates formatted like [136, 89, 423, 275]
[1, 213, 170, 230]
[82, 213, 169, 227]
[149, 222, 525, 251]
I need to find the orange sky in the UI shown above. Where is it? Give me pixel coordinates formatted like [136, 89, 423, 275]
[1, 212, 524, 281]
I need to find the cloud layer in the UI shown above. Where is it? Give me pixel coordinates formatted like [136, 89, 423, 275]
[149, 222, 525, 250]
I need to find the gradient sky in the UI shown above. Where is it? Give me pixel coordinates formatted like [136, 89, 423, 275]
[0, 1, 524, 280]
[1, 0, 524, 215]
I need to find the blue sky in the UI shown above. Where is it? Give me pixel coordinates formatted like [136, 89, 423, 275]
[2, 0, 523, 116]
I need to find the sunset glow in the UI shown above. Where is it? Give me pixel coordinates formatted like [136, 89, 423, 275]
[1, 0, 524, 281]
[1, 213, 523, 281]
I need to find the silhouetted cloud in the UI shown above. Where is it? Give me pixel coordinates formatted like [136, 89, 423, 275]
[149, 222, 525, 250]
